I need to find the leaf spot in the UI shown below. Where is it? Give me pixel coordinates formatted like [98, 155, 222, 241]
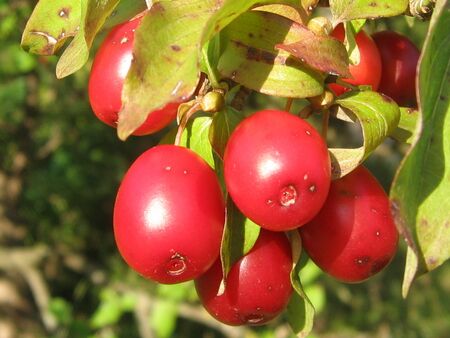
[29, 31, 58, 45]
[58, 8, 70, 18]
[171, 44, 181, 52]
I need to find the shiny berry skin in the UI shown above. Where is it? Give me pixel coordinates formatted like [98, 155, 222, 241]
[300, 166, 398, 283]
[329, 24, 382, 96]
[88, 16, 179, 136]
[195, 230, 293, 326]
[113, 145, 225, 284]
[223, 110, 331, 231]
[372, 31, 420, 107]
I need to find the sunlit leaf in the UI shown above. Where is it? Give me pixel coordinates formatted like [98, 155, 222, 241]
[209, 107, 244, 159]
[391, 107, 420, 144]
[21, 1, 82, 55]
[218, 11, 324, 98]
[390, 0, 450, 297]
[330, 0, 409, 22]
[221, 198, 261, 278]
[118, 0, 215, 139]
[286, 231, 315, 338]
[56, 0, 122, 78]
[276, 25, 351, 77]
[119, 0, 299, 139]
[329, 90, 400, 178]
[160, 114, 215, 168]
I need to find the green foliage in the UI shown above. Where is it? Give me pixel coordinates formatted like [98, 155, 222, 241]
[390, 0, 450, 296]
[329, 90, 400, 178]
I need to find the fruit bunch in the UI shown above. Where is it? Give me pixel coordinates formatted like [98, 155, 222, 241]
[22, 0, 447, 335]
[85, 14, 406, 327]
[329, 23, 421, 107]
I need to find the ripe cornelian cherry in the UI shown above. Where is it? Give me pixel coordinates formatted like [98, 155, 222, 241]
[300, 166, 398, 283]
[372, 31, 420, 107]
[88, 15, 180, 136]
[223, 110, 331, 231]
[113, 145, 225, 284]
[195, 230, 293, 326]
[329, 24, 382, 96]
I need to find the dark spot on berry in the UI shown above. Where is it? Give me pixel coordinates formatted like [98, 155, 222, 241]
[244, 313, 265, 325]
[355, 256, 370, 266]
[171, 44, 181, 52]
[166, 253, 187, 276]
[279, 185, 297, 206]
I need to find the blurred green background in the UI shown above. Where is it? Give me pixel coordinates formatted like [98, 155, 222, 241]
[1, 1, 449, 338]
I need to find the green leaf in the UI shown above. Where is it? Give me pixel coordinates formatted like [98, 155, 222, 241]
[390, 0, 450, 297]
[150, 300, 178, 338]
[218, 11, 325, 98]
[329, 90, 400, 179]
[209, 107, 244, 159]
[275, 24, 351, 77]
[118, 0, 298, 139]
[160, 114, 215, 168]
[201, 35, 222, 88]
[21, 1, 82, 55]
[118, 0, 216, 139]
[221, 198, 261, 278]
[253, 4, 308, 23]
[286, 231, 315, 338]
[304, 284, 326, 314]
[102, 0, 147, 30]
[56, 0, 121, 78]
[329, 0, 409, 22]
[344, 21, 366, 65]
[199, 0, 299, 46]
[391, 107, 420, 145]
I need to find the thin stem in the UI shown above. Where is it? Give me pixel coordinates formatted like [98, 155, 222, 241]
[284, 98, 294, 112]
[334, 78, 358, 91]
[298, 105, 313, 119]
[174, 102, 202, 146]
[321, 109, 330, 141]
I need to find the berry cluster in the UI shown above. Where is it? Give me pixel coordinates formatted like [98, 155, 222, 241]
[88, 15, 404, 326]
[329, 23, 420, 107]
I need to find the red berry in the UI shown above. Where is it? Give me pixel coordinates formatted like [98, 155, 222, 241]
[113, 145, 225, 284]
[299, 166, 398, 283]
[223, 110, 331, 231]
[88, 16, 179, 136]
[372, 31, 420, 107]
[329, 24, 382, 96]
[195, 230, 293, 326]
